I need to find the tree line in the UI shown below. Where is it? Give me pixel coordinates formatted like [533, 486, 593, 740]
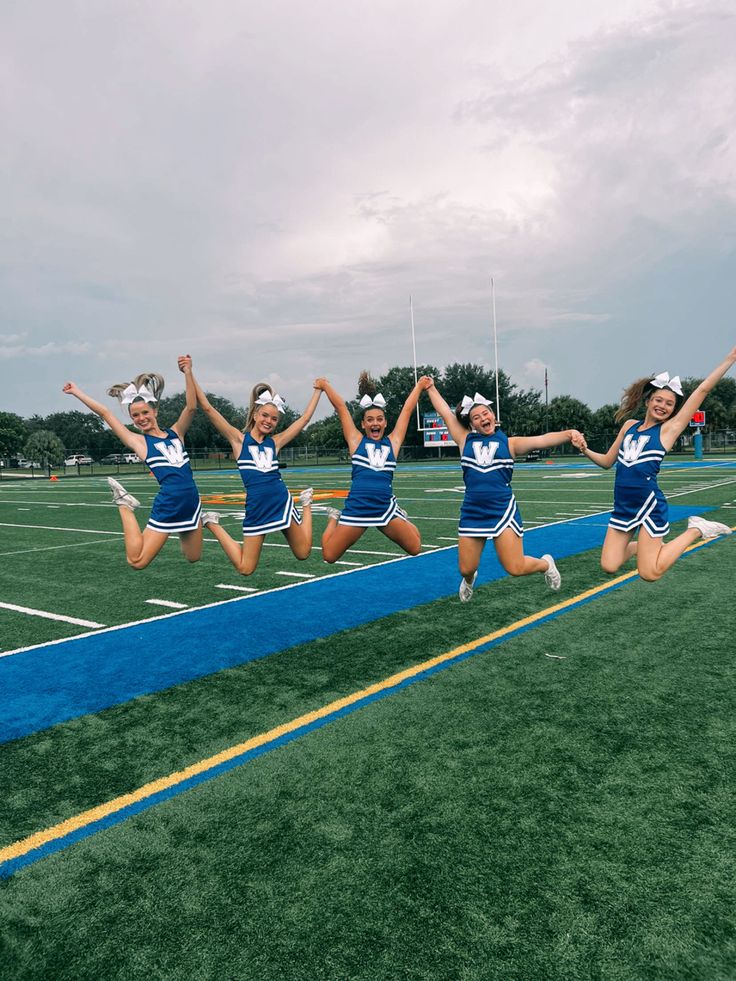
[2, 363, 736, 463]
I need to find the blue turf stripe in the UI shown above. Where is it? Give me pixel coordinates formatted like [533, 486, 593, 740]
[3, 550, 710, 879]
[0, 505, 708, 744]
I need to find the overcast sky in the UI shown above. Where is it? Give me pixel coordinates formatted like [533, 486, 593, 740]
[2, 0, 735, 421]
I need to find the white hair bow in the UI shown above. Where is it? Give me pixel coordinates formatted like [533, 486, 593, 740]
[460, 393, 493, 416]
[121, 383, 157, 405]
[255, 390, 286, 412]
[650, 372, 683, 397]
[359, 393, 387, 409]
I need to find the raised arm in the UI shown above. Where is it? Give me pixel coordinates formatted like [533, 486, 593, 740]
[661, 345, 736, 449]
[316, 379, 362, 452]
[509, 429, 582, 458]
[273, 384, 323, 450]
[571, 421, 632, 470]
[389, 376, 433, 454]
[172, 355, 197, 438]
[192, 377, 244, 455]
[424, 380, 469, 447]
[62, 382, 146, 458]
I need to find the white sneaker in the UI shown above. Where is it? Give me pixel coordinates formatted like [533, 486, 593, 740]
[299, 487, 314, 507]
[542, 554, 561, 590]
[201, 511, 221, 526]
[325, 507, 341, 522]
[688, 515, 732, 539]
[458, 572, 478, 603]
[107, 476, 140, 510]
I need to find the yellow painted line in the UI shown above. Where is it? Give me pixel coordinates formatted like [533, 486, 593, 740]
[0, 530, 729, 867]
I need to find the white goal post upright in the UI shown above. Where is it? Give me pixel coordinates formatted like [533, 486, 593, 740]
[409, 294, 430, 432]
[491, 277, 501, 426]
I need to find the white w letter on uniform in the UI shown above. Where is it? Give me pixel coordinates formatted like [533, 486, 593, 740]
[249, 444, 274, 471]
[154, 438, 186, 466]
[621, 434, 650, 464]
[472, 442, 499, 466]
[365, 444, 390, 469]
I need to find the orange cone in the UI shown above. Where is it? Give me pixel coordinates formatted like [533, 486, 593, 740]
[49, 475, 58, 481]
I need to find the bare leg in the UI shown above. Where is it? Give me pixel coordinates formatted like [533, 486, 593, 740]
[206, 521, 265, 576]
[282, 508, 313, 560]
[117, 507, 168, 569]
[379, 517, 421, 556]
[179, 526, 203, 563]
[493, 528, 548, 577]
[458, 536, 486, 581]
[600, 527, 637, 574]
[636, 526, 701, 582]
[321, 518, 366, 563]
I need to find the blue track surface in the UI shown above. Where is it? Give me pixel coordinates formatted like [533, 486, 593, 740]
[0, 505, 706, 743]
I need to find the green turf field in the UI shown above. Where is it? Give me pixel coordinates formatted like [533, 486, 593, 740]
[1, 459, 735, 978]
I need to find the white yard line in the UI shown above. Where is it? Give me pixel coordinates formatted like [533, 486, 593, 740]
[0, 521, 124, 536]
[145, 599, 188, 609]
[0, 601, 105, 628]
[275, 571, 316, 579]
[214, 584, 259, 593]
[0, 538, 119, 558]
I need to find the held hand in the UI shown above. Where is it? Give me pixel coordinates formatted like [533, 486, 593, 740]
[63, 382, 81, 397]
[417, 375, 434, 390]
[313, 377, 328, 390]
[178, 355, 192, 374]
[570, 430, 588, 451]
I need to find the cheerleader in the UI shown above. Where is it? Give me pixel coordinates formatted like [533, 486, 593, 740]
[62, 355, 202, 569]
[425, 380, 581, 601]
[317, 376, 432, 563]
[194, 375, 322, 575]
[571, 347, 736, 581]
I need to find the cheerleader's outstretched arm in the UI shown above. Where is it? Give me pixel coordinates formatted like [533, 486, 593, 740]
[62, 382, 146, 458]
[315, 379, 362, 453]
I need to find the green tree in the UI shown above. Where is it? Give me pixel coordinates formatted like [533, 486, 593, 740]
[24, 430, 65, 467]
[41, 410, 110, 458]
[0, 412, 28, 457]
[439, 363, 544, 435]
[305, 413, 346, 448]
[156, 393, 247, 450]
[546, 396, 592, 434]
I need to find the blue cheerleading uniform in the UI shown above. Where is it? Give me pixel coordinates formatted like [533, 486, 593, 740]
[458, 430, 522, 539]
[610, 421, 669, 537]
[144, 428, 202, 534]
[339, 436, 406, 527]
[237, 433, 301, 537]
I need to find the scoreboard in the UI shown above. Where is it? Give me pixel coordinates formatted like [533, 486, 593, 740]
[423, 412, 456, 448]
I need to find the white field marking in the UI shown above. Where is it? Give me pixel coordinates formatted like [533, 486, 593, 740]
[0, 538, 119, 558]
[333, 560, 363, 566]
[420, 544, 439, 549]
[541, 473, 601, 480]
[423, 488, 465, 494]
[46, 505, 61, 508]
[0, 521, 124, 536]
[215, 584, 258, 593]
[262, 541, 400, 557]
[0, 602, 105, 628]
[2, 495, 730, 662]
[145, 599, 189, 609]
[17, 508, 30, 511]
[438, 536, 457, 541]
[0, 547, 444, 659]
[275, 571, 316, 579]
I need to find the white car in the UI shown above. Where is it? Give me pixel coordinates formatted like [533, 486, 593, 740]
[65, 454, 93, 466]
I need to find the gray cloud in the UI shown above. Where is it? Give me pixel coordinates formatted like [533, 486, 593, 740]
[2, 0, 735, 419]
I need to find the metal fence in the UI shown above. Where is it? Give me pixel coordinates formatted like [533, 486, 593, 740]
[3, 432, 736, 480]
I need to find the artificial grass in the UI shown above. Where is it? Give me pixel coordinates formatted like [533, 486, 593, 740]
[1, 538, 735, 978]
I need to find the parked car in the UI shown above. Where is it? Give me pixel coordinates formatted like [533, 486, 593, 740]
[65, 454, 93, 466]
[17, 458, 41, 468]
[101, 453, 125, 464]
